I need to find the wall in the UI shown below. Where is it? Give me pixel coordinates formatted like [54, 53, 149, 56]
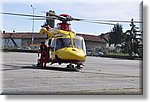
[85, 40, 106, 50]
[2, 38, 21, 48]
[21, 38, 46, 47]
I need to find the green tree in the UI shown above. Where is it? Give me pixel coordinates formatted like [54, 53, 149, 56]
[121, 19, 143, 57]
[109, 23, 123, 46]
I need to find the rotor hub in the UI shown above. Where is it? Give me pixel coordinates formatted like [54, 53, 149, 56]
[59, 14, 73, 22]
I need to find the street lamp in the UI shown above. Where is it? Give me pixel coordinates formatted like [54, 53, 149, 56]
[31, 5, 36, 45]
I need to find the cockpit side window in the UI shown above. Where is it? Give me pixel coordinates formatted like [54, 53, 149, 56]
[74, 39, 82, 49]
[74, 36, 86, 53]
[56, 38, 64, 50]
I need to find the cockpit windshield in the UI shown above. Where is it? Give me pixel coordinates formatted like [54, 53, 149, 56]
[56, 38, 71, 50]
[54, 36, 86, 52]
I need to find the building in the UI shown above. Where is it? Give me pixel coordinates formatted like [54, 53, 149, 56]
[2, 32, 109, 51]
[77, 33, 107, 50]
[2, 32, 47, 48]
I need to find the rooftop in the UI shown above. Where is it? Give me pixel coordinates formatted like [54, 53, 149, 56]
[2, 32, 110, 43]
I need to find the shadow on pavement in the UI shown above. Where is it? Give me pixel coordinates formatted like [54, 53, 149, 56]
[2, 64, 79, 72]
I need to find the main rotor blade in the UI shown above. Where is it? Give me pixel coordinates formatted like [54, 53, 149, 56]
[46, 12, 65, 20]
[1, 12, 142, 25]
[1, 12, 59, 21]
[76, 20, 116, 25]
[71, 17, 85, 21]
[71, 17, 143, 23]
[71, 17, 115, 25]
[91, 21, 116, 25]
[93, 19, 143, 23]
[1, 12, 46, 18]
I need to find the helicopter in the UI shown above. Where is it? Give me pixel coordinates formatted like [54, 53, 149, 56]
[38, 12, 87, 69]
[1, 10, 143, 70]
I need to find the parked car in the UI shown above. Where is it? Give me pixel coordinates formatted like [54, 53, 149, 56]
[29, 44, 40, 51]
[94, 51, 104, 57]
[21, 46, 32, 50]
[86, 49, 92, 56]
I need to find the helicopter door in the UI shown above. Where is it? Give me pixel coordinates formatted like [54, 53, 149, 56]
[82, 38, 86, 54]
[50, 38, 56, 60]
[74, 36, 86, 54]
[44, 39, 52, 59]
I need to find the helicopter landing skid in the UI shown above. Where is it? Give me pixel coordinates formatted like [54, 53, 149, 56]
[32, 64, 41, 69]
[75, 64, 83, 70]
[32, 63, 42, 68]
[66, 63, 79, 71]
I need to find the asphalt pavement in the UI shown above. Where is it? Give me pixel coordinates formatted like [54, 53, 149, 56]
[1, 52, 143, 95]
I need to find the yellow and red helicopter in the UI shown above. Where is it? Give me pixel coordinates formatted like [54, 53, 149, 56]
[38, 13, 87, 69]
[1, 11, 142, 70]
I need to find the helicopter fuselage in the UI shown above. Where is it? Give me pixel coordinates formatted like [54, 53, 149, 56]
[46, 36, 86, 66]
[39, 14, 87, 67]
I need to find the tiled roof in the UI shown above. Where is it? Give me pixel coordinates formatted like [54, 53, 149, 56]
[77, 33, 107, 43]
[2, 32, 109, 43]
[2, 32, 47, 39]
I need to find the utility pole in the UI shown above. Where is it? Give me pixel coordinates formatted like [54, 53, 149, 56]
[31, 5, 36, 45]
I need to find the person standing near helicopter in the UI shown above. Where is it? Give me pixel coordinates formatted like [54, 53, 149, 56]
[38, 41, 49, 68]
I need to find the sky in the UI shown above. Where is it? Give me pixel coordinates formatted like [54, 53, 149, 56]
[0, 0, 142, 35]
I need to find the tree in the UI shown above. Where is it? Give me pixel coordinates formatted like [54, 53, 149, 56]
[121, 19, 143, 57]
[109, 23, 123, 46]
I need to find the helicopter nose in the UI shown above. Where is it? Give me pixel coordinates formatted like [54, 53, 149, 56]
[56, 48, 86, 62]
[71, 48, 86, 61]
